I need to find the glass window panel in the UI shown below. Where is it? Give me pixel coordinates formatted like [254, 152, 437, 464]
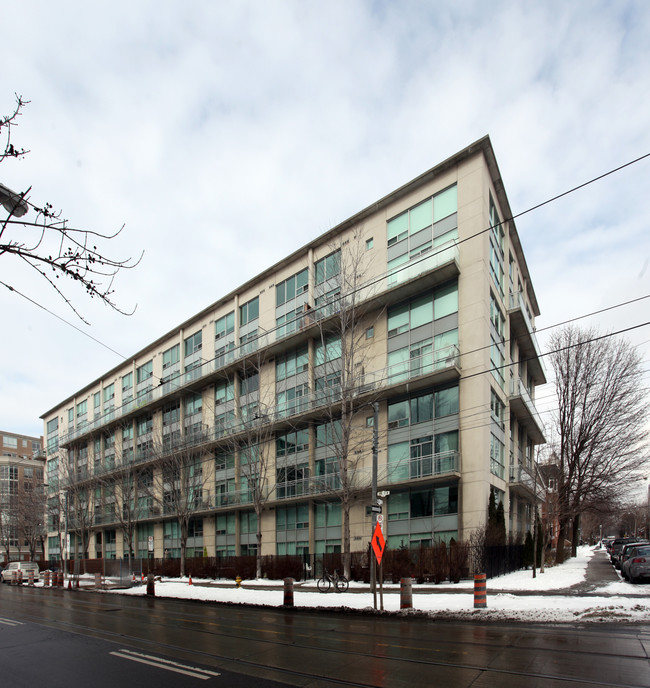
[388, 442, 409, 481]
[410, 294, 433, 328]
[434, 283, 458, 319]
[433, 185, 457, 222]
[388, 492, 409, 520]
[434, 386, 459, 417]
[409, 198, 432, 234]
[435, 430, 458, 454]
[388, 400, 409, 427]
[275, 282, 285, 307]
[387, 212, 408, 242]
[387, 303, 409, 335]
[410, 490, 433, 517]
[411, 393, 433, 424]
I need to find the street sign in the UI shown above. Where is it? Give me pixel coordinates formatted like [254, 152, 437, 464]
[376, 514, 384, 525]
[148, 535, 154, 553]
[371, 522, 386, 566]
[371, 505, 382, 513]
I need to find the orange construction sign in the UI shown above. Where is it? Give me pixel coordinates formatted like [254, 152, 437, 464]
[371, 522, 386, 566]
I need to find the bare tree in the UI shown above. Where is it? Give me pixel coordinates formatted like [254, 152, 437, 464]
[1, 94, 141, 322]
[17, 482, 48, 561]
[548, 326, 649, 563]
[151, 434, 212, 577]
[0, 494, 18, 564]
[59, 448, 93, 571]
[312, 228, 383, 579]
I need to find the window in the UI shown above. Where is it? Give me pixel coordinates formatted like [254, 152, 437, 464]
[365, 237, 374, 250]
[240, 297, 259, 326]
[387, 293, 435, 337]
[276, 428, 309, 457]
[314, 335, 341, 366]
[215, 311, 235, 340]
[490, 433, 505, 479]
[276, 505, 309, 531]
[434, 386, 459, 417]
[366, 326, 374, 339]
[276, 346, 309, 381]
[215, 378, 234, 405]
[276, 269, 309, 306]
[162, 344, 180, 369]
[434, 283, 458, 319]
[136, 360, 153, 384]
[490, 388, 505, 428]
[185, 393, 202, 416]
[122, 372, 133, 396]
[277, 384, 309, 416]
[239, 371, 259, 396]
[315, 250, 341, 285]
[184, 331, 202, 356]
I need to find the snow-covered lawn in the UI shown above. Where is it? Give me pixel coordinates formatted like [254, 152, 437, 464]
[105, 547, 650, 623]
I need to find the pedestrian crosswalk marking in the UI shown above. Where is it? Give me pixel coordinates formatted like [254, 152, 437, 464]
[110, 649, 220, 680]
[0, 617, 23, 627]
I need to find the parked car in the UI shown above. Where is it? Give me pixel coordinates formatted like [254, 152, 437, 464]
[610, 537, 641, 567]
[618, 541, 650, 571]
[0, 561, 40, 583]
[621, 545, 650, 583]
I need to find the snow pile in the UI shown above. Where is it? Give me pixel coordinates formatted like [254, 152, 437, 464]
[107, 547, 650, 623]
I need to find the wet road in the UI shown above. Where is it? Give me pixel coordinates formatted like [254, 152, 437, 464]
[1, 584, 649, 687]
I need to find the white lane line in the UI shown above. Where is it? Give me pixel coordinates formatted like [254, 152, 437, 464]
[0, 617, 23, 626]
[110, 649, 220, 680]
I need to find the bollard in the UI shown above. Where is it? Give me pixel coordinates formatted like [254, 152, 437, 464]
[474, 573, 487, 609]
[235, 575, 242, 588]
[44, 570, 50, 587]
[400, 577, 413, 610]
[146, 573, 155, 597]
[11, 570, 17, 586]
[18, 570, 23, 585]
[58, 571, 64, 587]
[28, 571, 34, 587]
[95, 572, 102, 588]
[283, 577, 294, 607]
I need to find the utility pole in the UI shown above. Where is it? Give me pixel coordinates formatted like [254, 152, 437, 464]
[371, 402, 378, 609]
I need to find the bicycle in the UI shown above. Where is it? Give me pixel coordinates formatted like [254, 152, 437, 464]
[317, 568, 349, 593]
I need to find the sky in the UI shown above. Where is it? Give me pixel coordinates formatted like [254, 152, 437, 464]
[1, 1, 649, 457]
[110, 546, 650, 623]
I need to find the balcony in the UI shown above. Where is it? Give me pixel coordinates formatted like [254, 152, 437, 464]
[508, 291, 546, 385]
[384, 450, 460, 486]
[57, 244, 460, 450]
[509, 377, 546, 444]
[509, 462, 545, 501]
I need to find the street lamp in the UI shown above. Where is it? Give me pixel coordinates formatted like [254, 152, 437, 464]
[0, 182, 28, 217]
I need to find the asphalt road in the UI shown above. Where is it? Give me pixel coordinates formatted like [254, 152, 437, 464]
[1, 583, 649, 687]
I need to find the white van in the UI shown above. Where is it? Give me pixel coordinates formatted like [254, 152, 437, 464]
[1, 561, 40, 583]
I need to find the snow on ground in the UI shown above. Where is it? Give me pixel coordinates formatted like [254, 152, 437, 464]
[105, 547, 650, 624]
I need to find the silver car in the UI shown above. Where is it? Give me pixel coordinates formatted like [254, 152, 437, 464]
[0, 561, 40, 583]
[621, 545, 650, 583]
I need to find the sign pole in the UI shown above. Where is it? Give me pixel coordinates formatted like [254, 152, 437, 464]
[371, 402, 378, 609]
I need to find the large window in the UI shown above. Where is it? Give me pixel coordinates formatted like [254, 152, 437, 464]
[276, 269, 309, 306]
[215, 311, 235, 340]
[315, 250, 340, 285]
[184, 331, 202, 356]
[239, 297, 259, 326]
[276, 346, 308, 381]
[162, 344, 180, 370]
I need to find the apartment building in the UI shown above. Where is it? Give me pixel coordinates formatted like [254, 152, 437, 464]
[0, 431, 46, 562]
[41, 136, 546, 563]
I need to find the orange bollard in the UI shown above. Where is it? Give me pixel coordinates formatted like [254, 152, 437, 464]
[283, 577, 294, 607]
[474, 573, 487, 609]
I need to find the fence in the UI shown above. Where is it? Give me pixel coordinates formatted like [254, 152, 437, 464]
[42, 541, 524, 583]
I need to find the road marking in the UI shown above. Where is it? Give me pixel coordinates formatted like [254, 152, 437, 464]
[110, 649, 220, 680]
[0, 617, 23, 627]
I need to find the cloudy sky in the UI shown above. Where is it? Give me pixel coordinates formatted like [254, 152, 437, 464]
[1, 1, 649, 440]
